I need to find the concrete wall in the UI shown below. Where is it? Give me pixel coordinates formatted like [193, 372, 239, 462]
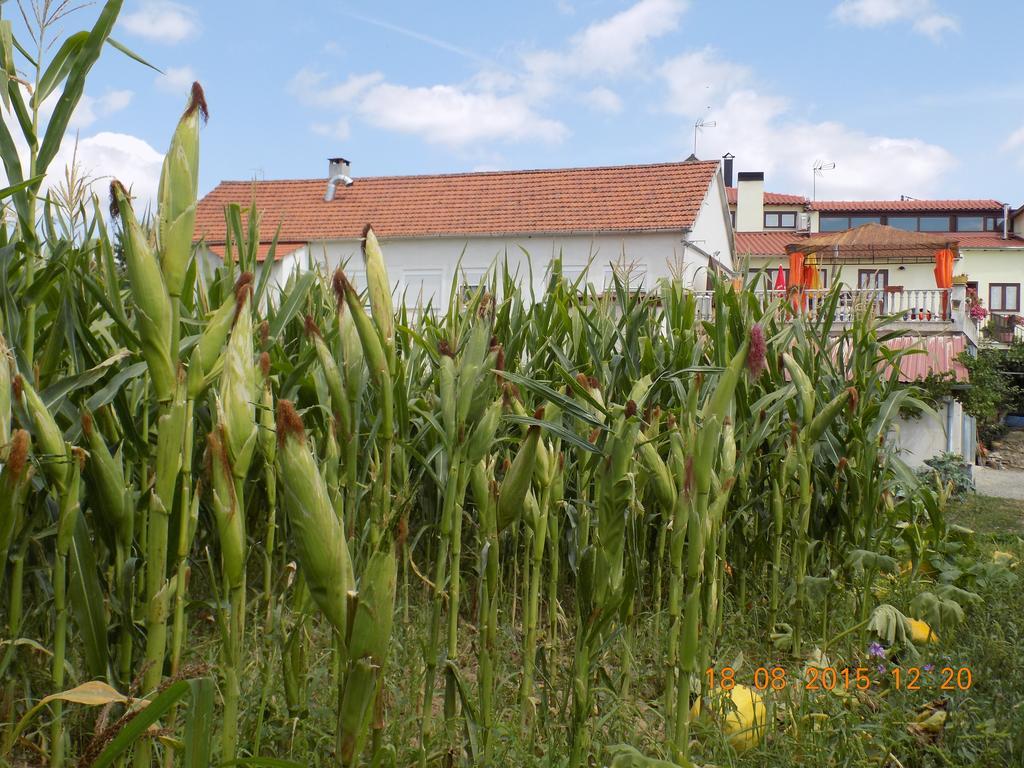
[891, 397, 965, 469]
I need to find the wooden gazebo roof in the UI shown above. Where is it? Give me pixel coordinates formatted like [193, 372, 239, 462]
[786, 223, 959, 264]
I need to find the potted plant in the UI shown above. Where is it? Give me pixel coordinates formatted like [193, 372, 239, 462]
[952, 274, 969, 285]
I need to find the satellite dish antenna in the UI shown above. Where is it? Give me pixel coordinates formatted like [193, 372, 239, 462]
[812, 160, 835, 200]
[693, 111, 716, 157]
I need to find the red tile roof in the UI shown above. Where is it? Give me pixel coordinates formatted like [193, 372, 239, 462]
[726, 187, 807, 206]
[810, 199, 1004, 213]
[887, 335, 968, 383]
[206, 241, 305, 262]
[194, 161, 720, 248]
[954, 233, 1024, 248]
[735, 231, 809, 256]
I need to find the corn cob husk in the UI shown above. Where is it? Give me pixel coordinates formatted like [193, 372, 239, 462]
[157, 82, 206, 298]
[466, 398, 501, 465]
[219, 289, 257, 479]
[340, 273, 389, 387]
[307, 315, 350, 433]
[0, 430, 32, 563]
[257, 364, 276, 466]
[362, 226, 394, 350]
[110, 180, 175, 402]
[782, 353, 815, 425]
[497, 422, 541, 532]
[276, 400, 353, 634]
[196, 274, 251, 375]
[206, 429, 245, 589]
[14, 374, 67, 491]
[81, 411, 130, 548]
[332, 269, 365, 402]
[805, 388, 853, 442]
[0, 333, 10, 451]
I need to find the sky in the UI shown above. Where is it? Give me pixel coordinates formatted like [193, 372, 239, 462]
[6, 0, 1024, 210]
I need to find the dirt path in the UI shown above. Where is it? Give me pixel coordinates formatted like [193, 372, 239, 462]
[973, 466, 1024, 500]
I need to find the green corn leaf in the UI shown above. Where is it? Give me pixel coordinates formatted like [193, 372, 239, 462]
[32, 31, 88, 107]
[90, 680, 190, 768]
[105, 36, 162, 73]
[183, 677, 215, 768]
[37, 0, 125, 180]
[68, 512, 110, 679]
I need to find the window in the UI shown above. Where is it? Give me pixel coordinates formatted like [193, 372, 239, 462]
[990, 283, 1020, 312]
[459, 267, 488, 302]
[918, 216, 951, 232]
[887, 216, 918, 231]
[858, 269, 889, 290]
[404, 269, 444, 311]
[850, 216, 882, 227]
[984, 216, 1004, 232]
[764, 211, 797, 229]
[956, 216, 984, 232]
[819, 216, 849, 231]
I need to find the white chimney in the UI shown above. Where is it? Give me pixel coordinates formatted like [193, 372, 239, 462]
[325, 157, 353, 201]
[735, 171, 765, 232]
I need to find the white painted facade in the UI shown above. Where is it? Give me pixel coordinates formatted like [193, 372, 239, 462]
[201, 169, 735, 313]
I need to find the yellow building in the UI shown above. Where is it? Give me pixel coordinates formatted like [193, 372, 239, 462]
[723, 160, 1023, 343]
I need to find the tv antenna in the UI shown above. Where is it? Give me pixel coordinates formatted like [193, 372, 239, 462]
[693, 112, 716, 157]
[812, 160, 835, 200]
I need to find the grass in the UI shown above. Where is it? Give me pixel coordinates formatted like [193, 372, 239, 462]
[948, 493, 1024, 537]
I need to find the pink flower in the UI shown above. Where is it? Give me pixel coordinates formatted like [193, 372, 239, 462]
[747, 324, 767, 379]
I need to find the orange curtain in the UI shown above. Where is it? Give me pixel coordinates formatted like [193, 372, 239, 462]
[789, 251, 806, 311]
[933, 248, 954, 318]
[803, 253, 821, 290]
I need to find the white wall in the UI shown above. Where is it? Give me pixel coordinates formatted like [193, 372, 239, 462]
[265, 231, 710, 313]
[687, 170, 735, 278]
[891, 398, 964, 469]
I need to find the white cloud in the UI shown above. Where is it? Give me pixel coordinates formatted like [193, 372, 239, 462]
[523, 0, 688, 95]
[50, 132, 164, 212]
[311, 118, 351, 142]
[120, 1, 199, 44]
[583, 86, 623, 113]
[833, 0, 958, 40]
[155, 65, 196, 93]
[65, 89, 134, 130]
[288, 0, 688, 150]
[358, 84, 567, 146]
[659, 49, 954, 198]
[660, 48, 751, 115]
[1003, 126, 1024, 166]
[289, 69, 385, 109]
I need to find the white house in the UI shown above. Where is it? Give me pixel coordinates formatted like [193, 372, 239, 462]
[194, 158, 735, 310]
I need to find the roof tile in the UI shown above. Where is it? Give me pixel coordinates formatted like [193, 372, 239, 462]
[195, 161, 720, 245]
[811, 199, 1004, 213]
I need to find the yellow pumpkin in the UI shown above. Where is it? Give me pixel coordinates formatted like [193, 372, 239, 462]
[992, 551, 1017, 568]
[907, 618, 938, 644]
[720, 684, 766, 752]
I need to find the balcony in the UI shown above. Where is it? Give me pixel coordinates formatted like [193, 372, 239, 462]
[691, 285, 979, 345]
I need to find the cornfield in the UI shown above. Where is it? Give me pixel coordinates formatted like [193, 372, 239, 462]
[0, 4, 1004, 767]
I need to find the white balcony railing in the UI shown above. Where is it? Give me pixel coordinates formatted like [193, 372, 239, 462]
[691, 288, 955, 325]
